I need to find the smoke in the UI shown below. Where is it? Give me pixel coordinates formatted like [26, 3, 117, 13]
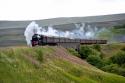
[24, 21, 104, 46]
[24, 21, 40, 46]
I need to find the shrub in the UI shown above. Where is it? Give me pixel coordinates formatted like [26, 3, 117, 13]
[103, 59, 113, 65]
[93, 44, 101, 51]
[121, 46, 125, 51]
[91, 48, 102, 58]
[68, 48, 80, 57]
[79, 45, 102, 59]
[101, 64, 118, 72]
[110, 51, 125, 65]
[79, 46, 92, 59]
[102, 64, 125, 76]
[87, 55, 105, 68]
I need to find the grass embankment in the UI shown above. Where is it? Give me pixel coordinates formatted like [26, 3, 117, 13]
[0, 46, 125, 83]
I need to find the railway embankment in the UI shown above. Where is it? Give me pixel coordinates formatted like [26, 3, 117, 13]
[0, 46, 125, 83]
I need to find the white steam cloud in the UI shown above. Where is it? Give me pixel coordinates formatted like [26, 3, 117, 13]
[24, 21, 104, 46]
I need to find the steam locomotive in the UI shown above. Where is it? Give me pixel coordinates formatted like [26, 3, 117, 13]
[31, 34, 107, 49]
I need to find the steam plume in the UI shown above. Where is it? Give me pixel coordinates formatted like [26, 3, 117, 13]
[24, 21, 104, 46]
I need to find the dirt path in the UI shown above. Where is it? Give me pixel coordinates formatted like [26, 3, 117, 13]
[52, 46, 92, 67]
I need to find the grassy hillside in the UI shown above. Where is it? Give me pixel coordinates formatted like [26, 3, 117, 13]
[101, 43, 125, 58]
[0, 46, 125, 83]
[97, 25, 125, 42]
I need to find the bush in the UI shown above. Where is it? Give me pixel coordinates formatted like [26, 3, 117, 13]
[102, 64, 125, 76]
[68, 48, 80, 57]
[93, 44, 101, 51]
[103, 59, 113, 65]
[91, 48, 102, 58]
[79, 45, 102, 59]
[121, 46, 125, 51]
[101, 64, 118, 72]
[110, 51, 125, 65]
[87, 55, 105, 68]
[79, 46, 92, 59]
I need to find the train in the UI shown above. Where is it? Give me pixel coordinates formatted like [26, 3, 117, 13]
[31, 34, 107, 50]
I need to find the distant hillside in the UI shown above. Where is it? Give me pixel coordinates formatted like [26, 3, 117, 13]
[0, 46, 125, 83]
[96, 24, 125, 42]
[0, 13, 125, 28]
[0, 13, 125, 46]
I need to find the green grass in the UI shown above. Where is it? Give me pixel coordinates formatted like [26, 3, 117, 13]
[101, 43, 125, 58]
[0, 46, 125, 83]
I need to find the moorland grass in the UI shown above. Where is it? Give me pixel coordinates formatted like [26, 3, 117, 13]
[0, 46, 125, 83]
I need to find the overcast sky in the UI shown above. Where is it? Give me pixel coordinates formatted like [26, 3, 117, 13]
[0, 0, 125, 20]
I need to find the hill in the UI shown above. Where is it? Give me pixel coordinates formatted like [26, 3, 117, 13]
[96, 27, 125, 42]
[101, 43, 125, 58]
[0, 46, 125, 83]
[0, 13, 125, 47]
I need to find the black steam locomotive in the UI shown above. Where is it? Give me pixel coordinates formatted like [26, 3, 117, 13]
[31, 34, 107, 48]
